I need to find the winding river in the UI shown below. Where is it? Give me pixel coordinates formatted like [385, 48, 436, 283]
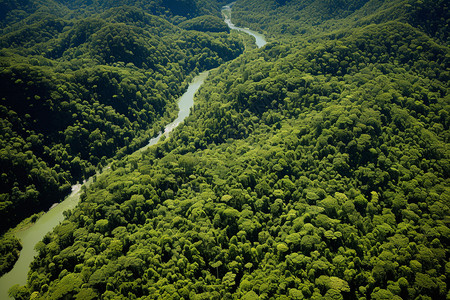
[0, 4, 265, 298]
[222, 3, 266, 48]
[0, 71, 210, 298]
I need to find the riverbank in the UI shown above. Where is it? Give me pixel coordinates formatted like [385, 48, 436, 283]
[222, 3, 267, 48]
[0, 5, 266, 298]
[0, 70, 212, 299]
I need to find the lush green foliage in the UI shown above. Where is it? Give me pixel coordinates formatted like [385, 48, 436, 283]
[0, 235, 22, 276]
[231, 0, 449, 43]
[2, 0, 449, 299]
[179, 15, 230, 33]
[0, 0, 229, 28]
[11, 0, 449, 299]
[0, 3, 243, 235]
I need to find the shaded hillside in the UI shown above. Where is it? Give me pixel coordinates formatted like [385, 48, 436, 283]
[0, 1, 243, 273]
[13, 0, 449, 299]
[0, 0, 230, 28]
[179, 15, 230, 32]
[231, 0, 449, 43]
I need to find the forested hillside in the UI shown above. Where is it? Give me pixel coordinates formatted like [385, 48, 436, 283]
[0, 0, 244, 275]
[0, 0, 231, 28]
[7, 0, 448, 299]
[231, 0, 449, 43]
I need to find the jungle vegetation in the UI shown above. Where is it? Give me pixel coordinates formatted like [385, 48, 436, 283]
[2, 0, 449, 299]
[0, 0, 244, 274]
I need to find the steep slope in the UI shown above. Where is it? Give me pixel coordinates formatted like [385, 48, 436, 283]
[231, 0, 449, 43]
[0, 0, 230, 28]
[13, 0, 449, 299]
[0, 1, 244, 275]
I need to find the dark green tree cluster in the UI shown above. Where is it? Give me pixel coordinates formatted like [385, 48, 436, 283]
[0, 234, 22, 275]
[179, 15, 230, 33]
[407, 0, 449, 42]
[0, 0, 229, 28]
[231, 0, 371, 37]
[0, 0, 244, 266]
[231, 0, 449, 43]
[13, 0, 449, 299]
[0, 0, 36, 28]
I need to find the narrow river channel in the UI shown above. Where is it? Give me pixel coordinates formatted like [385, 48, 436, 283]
[0, 4, 266, 298]
[0, 71, 210, 298]
[222, 2, 267, 48]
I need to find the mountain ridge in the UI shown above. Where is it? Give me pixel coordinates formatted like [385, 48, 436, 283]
[1, 0, 449, 299]
[0, 0, 244, 275]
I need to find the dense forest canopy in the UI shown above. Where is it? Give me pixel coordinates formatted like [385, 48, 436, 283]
[0, 0, 231, 27]
[231, 0, 449, 43]
[0, 0, 244, 275]
[1, 0, 449, 299]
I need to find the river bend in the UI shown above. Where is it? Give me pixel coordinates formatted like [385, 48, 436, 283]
[0, 5, 265, 298]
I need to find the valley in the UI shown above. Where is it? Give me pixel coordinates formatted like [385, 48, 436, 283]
[0, 0, 448, 299]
